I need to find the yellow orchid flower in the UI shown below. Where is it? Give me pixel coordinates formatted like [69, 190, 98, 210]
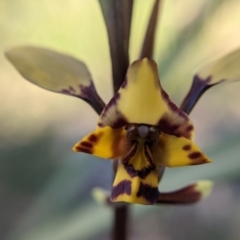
[73, 58, 211, 205]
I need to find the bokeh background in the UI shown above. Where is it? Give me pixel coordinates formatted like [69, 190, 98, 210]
[1, 0, 240, 239]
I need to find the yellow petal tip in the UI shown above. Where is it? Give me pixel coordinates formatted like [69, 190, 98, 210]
[194, 180, 214, 199]
[91, 187, 110, 205]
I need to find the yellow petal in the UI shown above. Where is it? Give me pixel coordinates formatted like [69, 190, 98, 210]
[5, 46, 92, 95]
[111, 143, 159, 205]
[5, 46, 105, 114]
[197, 48, 240, 84]
[181, 48, 240, 114]
[73, 126, 126, 159]
[98, 58, 194, 139]
[157, 133, 212, 167]
[111, 162, 159, 205]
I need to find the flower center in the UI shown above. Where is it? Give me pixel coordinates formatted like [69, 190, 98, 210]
[126, 124, 160, 146]
[122, 124, 160, 179]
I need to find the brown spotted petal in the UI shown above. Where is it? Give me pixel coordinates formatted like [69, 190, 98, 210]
[157, 180, 213, 204]
[5, 46, 105, 114]
[98, 58, 194, 139]
[180, 48, 240, 114]
[153, 133, 212, 167]
[73, 126, 127, 159]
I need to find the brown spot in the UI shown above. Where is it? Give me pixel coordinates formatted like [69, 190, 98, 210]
[183, 144, 191, 151]
[111, 117, 128, 128]
[80, 141, 93, 148]
[61, 86, 76, 96]
[111, 180, 131, 200]
[158, 118, 180, 136]
[186, 125, 194, 131]
[88, 134, 98, 142]
[188, 152, 201, 159]
[75, 146, 93, 154]
[136, 182, 159, 204]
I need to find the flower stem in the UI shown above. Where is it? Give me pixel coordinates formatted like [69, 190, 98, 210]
[113, 205, 129, 240]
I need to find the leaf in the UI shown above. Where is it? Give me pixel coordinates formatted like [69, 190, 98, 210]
[5, 46, 105, 114]
[140, 0, 161, 59]
[180, 48, 240, 114]
[98, 0, 133, 93]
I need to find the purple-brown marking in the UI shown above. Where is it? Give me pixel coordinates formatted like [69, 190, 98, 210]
[111, 180, 131, 200]
[158, 118, 180, 136]
[80, 141, 93, 148]
[75, 146, 93, 154]
[123, 143, 155, 179]
[101, 92, 120, 118]
[61, 86, 77, 95]
[157, 184, 201, 204]
[124, 165, 155, 179]
[121, 77, 128, 88]
[187, 125, 194, 131]
[161, 90, 187, 120]
[180, 75, 213, 114]
[111, 117, 128, 128]
[122, 143, 138, 164]
[188, 152, 201, 159]
[183, 144, 191, 151]
[99, 92, 128, 128]
[88, 134, 98, 142]
[136, 182, 159, 204]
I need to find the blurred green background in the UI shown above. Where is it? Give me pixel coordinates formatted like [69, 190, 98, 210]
[1, 0, 240, 239]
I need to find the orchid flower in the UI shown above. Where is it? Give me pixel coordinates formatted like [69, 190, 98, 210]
[5, 0, 240, 210]
[73, 58, 211, 204]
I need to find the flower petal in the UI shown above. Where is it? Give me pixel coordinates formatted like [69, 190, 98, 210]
[91, 180, 213, 206]
[73, 126, 126, 159]
[99, 58, 194, 139]
[111, 162, 159, 205]
[156, 133, 212, 167]
[157, 180, 213, 204]
[180, 48, 240, 114]
[5, 46, 105, 114]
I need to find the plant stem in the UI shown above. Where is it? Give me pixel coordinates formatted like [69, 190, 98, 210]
[113, 205, 129, 240]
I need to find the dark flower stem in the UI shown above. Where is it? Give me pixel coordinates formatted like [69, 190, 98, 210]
[113, 206, 129, 240]
[98, 1, 133, 239]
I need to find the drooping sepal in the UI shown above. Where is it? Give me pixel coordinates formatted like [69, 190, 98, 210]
[73, 126, 126, 159]
[5, 46, 105, 114]
[157, 180, 213, 204]
[180, 48, 240, 114]
[98, 58, 194, 139]
[156, 133, 212, 167]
